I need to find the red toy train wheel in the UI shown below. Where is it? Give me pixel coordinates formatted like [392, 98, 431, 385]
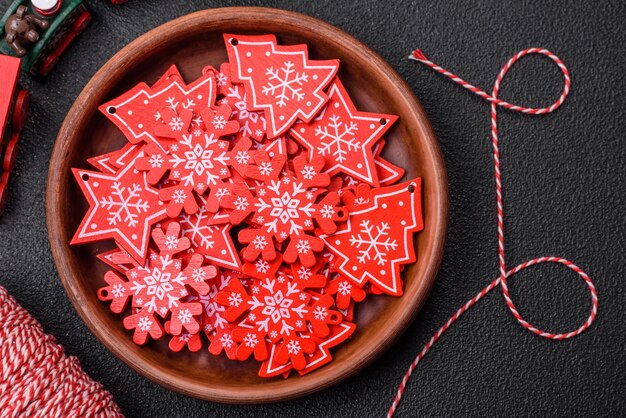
[2, 132, 20, 173]
[38, 11, 93, 77]
[11, 90, 29, 133]
[0, 173, 9, 215]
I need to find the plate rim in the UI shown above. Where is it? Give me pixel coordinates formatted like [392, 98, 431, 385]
[46, 6, 448, 404]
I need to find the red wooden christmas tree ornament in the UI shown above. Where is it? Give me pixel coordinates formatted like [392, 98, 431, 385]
[224, 33, 339, 139]
[321, 179, 423, 296]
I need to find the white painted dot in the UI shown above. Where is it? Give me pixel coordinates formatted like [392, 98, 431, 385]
[131, 234, 138, 240]
[133, 169, 139, 174]
[401, 220, 406, 225]
[357, 163, 363, 169]
[279, 115, 285, 120]
[382, 203, 387, 209]
[306, 101, 311, 106]
[92, 181, 99, 187]
[369, 123, 375, 129]
[221, 249, 227, 255]
[143, 100, 149, 105]
[158, 201, 164, 205]
[269, 152, 275, 157]
[246, 52, 252, 57]
[313, 75, 318, 80]
[90, 223, 97, 230]
[247, 68, 252, 73]
[265, 51, 270, 56]
[300, 128, 305, 133]
[352, 266, 357, 271]
[127, 110, 133, 115]
[138, 124, 143, 129]
[334, 102, 340, 108]
[380, 270, 386, 275]
[335, 239, 341, 245]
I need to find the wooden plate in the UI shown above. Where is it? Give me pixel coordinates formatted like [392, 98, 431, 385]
[46, 7, 448, 403]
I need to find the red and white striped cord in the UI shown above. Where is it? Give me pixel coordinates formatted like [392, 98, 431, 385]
[0, 286, 123, 418]
[388, 49, 599, 417]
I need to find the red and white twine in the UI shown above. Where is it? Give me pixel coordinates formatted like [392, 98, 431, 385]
[388, 49, 599, 416]
[0, 286, 123, 418]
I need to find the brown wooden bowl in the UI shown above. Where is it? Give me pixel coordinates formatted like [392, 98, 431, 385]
[47, 7, 448, 403]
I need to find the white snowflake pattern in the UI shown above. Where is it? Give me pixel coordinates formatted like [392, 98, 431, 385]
[220, 333, 234, 348]
[252, 235, 267, 249]
[212, 115, 227, 130]
[297, 266, 311, 280]
[111, 283, 125, 298]
[180, 207, 216, 251]
[172, 189, 187, 204]
[313, 305, 328, 320]
[149, 154, 164, 168]
[315, 114, 360, 163]
[255, 259, 270, 273]
[258, 161, 274, 176]
[286, 339, 301, 355]
[228, 292, 243, 307]
[169, 116, 184, 131]
[295, 239, 311, 254]
[191, 267, 206, 282]
[300, 165, 316, 180]
[247, 278, 308, 337]
[216, 72, 228, 86]
[349, 220, 398, 265]
[338, 280, 352, 296]
[234, 196, 249, 211]
[243, 332, 259, 347]
[164, 235, 178, 249]
[235, 150, 251, 165]
[261, 61, 309, 107]
[178, 308, 193, 324]
[137, 316, 152, 332]
[99, 182, 150, 228]
[320, 204, 335, 219]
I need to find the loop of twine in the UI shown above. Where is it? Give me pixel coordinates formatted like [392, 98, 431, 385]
[0, 286, 123, 418]
[388, 49, 598, 417]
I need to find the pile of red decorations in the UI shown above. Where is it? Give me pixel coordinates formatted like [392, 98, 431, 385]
[72, 34, 423, 377]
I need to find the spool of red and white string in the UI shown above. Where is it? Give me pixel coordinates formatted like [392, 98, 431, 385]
[0, 286, 122, 418]
[388, 49, 598, 416]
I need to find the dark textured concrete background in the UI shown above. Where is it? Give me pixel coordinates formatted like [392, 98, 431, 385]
[0, 1, 624, 416]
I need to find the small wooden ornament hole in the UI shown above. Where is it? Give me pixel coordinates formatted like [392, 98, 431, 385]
[107, 106, 116, 114]
[230, 38, 238, 46]
[329, 312, 342, 324]
[82, 174, 89, 181]
[379, 118, 387, 125]
[408, 184, 415, 193]
[97, 288, 108, 300]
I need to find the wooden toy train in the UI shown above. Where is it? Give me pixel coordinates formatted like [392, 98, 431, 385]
[0, 55, 28, 215]
[1, 0, 91, 77]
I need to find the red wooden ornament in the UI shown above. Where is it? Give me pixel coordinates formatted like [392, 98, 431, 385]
[321, 179, 423, 296]
[216, 62, 267, 141]
[290, 78, 398, 186]
[71, 152, 168, 264]
[224, 34, 339, 139]
[99, 68, 216, 147]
